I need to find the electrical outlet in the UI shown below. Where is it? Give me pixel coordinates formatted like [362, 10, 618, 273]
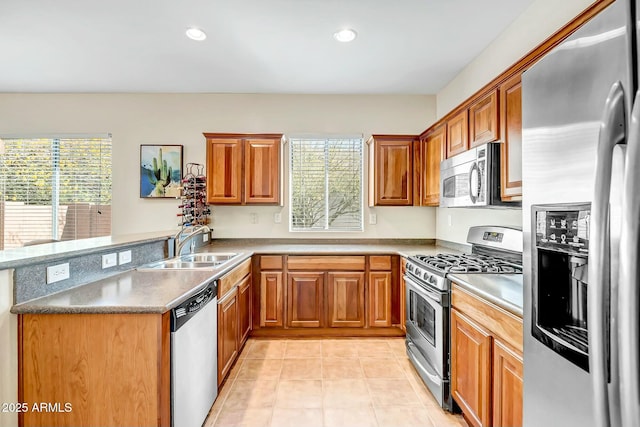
[202, 233, 209, 243]
[102, 253, 118, 269]
[118, 250, 132, 265]
[46, 263, 70, 284]
[448, 214, 452, 227]
[369, 213, 377, 225]
[250, 213, 258, 224]
[274, 212, 282, 223]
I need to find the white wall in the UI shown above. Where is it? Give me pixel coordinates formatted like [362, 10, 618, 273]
[434, 0, 595, 244]
[0, 270, 17, 427]
[0, 94, 437, 239]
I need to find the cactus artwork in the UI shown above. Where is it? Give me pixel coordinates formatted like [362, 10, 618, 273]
[140, 145, 183, 198]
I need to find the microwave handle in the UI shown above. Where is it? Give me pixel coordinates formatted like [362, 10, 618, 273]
[587, 81, 626, 427]
[469, 162, 480, 204]
[619, 90, 640, 427]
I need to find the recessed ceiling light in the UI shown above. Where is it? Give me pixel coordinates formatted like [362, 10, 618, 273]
[333, 29, 357, 43]
[186, 27, 207, 41]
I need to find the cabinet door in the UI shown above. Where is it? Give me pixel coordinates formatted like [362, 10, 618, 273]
[499, 73, 523, 201]
[238, 275, 252, 345]
[368, 271, 392, 327]
[370, 138, 413, 206]
[206, 138, 243, 204]
[327, 272, 365, 327]
[493, 340, 523, 427]
[469, 90, 499, 147]
[287, 272, 324, 328]
[244, 138, 280, 204]
[451, 309, 492, 427]
[260, 271, 283, 327]
[218, 288, 239, 386]
[421, 125, 446, 206]
[446, 110, 469, 157]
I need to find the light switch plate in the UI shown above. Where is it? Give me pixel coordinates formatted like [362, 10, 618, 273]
[46, 263, 70, 284]
[274, 212, 282, 223]
[102, 253, 118, 269]
[118, 250, 132, 265]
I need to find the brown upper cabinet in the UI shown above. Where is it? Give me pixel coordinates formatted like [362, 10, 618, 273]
[499, 74, 523, 201]
[446, 110, 469, 157]
[204, 133, 282, 205]
[420, 125, 446, 206]
[368, 135, 415, 206]
[469, 90, 499, 147]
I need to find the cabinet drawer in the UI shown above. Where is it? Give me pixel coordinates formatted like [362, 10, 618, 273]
[369, 255, 392, 271]
[219, 258, 251, 298]
[260, 255, 283, 270]
[452, 284, 522, 353]
[287, 256, 365, 271]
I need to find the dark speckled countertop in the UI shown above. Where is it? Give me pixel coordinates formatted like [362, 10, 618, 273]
[11, 239, 468, 315]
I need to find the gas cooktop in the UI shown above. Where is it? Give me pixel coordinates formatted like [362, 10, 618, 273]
[409, 253, 523, 275]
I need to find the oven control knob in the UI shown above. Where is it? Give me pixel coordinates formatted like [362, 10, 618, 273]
[414, 267, 421, 277]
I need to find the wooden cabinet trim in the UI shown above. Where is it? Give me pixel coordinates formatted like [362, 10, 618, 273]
[287, 256, 365, 271]
[369, 136, 414, 206]
[499, 73, 523, 201]
[327, 272, 365, 328]
[469, 90, 499, 147]
[493, 339, 524, 427]
[368, 271, 392, 327]
[369, 255, 392, 270]
[287, 272, 324, 328]
[452, 284, 523, 354]
[260, 271, 284, 327]
[451, 309, 493, 427]
[446, 110, 469, 158]
[219, 258, 252, 298]
[260, 255, 283, 270]
[244, 139, 280, 204]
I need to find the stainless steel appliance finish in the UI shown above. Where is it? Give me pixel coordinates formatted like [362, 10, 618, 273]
[171, 283, 218, 427]
[404, 225, 523, 412]
[440, 142, 513, 208]
[522, 1, 634, 425]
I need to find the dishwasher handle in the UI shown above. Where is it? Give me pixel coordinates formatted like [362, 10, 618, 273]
[171, 281, 217, 332]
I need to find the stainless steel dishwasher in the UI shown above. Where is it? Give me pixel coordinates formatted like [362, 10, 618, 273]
[171, 281, 217, 427]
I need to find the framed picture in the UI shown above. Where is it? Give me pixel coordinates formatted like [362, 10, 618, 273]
[140, 145, 183, 198]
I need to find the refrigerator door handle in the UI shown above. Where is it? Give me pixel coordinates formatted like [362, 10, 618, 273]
[588, 81, 626, 427]
[618, 91, 640, 427]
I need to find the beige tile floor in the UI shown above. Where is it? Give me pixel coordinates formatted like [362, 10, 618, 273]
[204, 338, 468, 427]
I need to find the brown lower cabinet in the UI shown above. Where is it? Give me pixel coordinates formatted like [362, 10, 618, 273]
[287, 271, 324, 328]
[217, 258, 252, 386]
[253, 255, 401, 336]
[451, 283, 523, 427]
[327, 272, 365, 327]
[18, 313, 171, 427]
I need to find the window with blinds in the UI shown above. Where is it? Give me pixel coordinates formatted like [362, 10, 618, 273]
[0, 136, 112, 249]
[290, 137, 363, 231]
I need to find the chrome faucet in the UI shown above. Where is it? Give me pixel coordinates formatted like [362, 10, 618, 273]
[174, 225, 211, 256]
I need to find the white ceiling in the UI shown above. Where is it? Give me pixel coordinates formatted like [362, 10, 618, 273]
[0, 0, 536, 94]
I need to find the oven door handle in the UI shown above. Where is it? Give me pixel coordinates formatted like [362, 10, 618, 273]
[407, 342, 442, 386]
[404, 275, 442, 304]
[469, 161, 480, 204]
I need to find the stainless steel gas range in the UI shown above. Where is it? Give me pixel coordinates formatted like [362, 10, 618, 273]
[404, 226, 523, 411]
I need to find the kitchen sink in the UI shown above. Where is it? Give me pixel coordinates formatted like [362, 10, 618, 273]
[138, 252, 240, 271]
[179, 253, 238, 263]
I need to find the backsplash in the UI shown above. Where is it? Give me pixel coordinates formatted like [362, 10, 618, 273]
[14, 241, 166, 304]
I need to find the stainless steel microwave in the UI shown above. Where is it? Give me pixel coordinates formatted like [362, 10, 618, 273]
[440, 142, 514, 208]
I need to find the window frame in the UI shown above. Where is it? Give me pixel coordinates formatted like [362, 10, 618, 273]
[288, 135, 364, 233]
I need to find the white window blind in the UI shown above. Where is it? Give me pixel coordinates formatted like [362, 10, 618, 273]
[0, 137, 112, 249]
[290, 137, 363, 231]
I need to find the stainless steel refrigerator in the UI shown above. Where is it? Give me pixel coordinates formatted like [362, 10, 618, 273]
[522, 0, 640, 426]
